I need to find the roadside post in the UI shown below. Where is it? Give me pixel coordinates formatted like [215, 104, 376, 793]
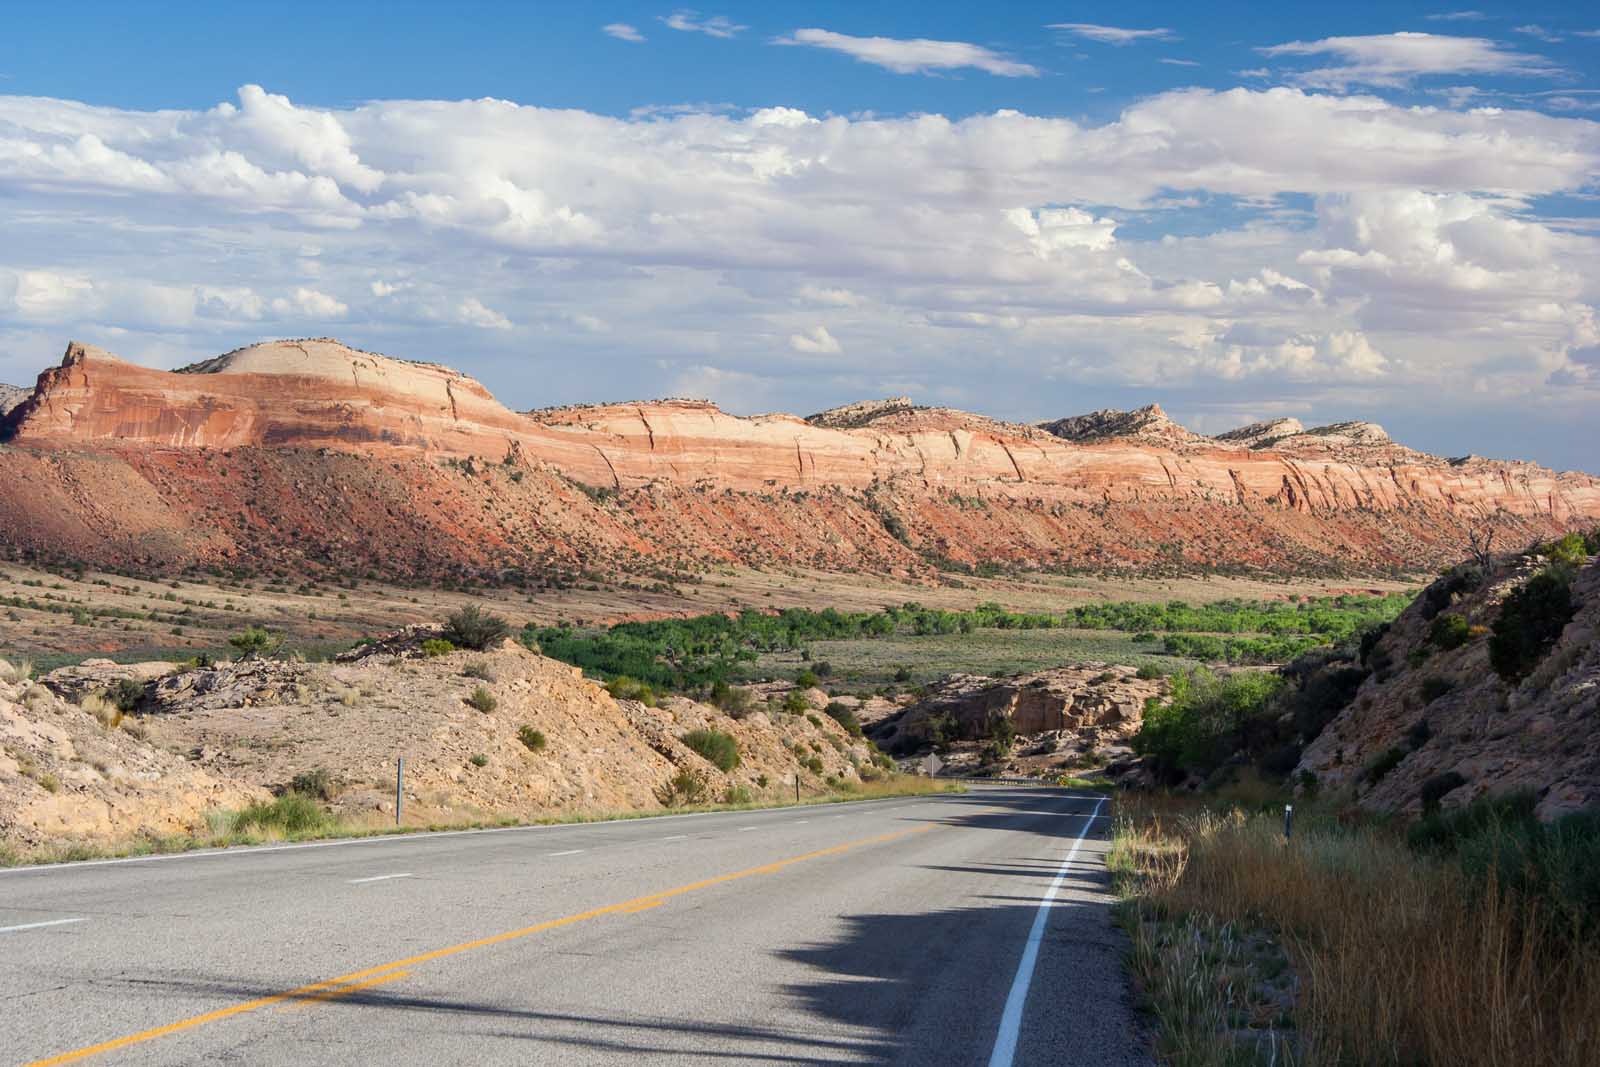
[1283, 804, 1293, 841]
[795, 772, 800, 804]
[396, 757, 404, 826]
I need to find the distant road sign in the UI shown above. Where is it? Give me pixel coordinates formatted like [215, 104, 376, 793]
[924, 753, 943, 776]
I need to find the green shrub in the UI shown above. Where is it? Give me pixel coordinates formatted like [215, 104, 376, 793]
[824, 701, 862, 737]
[893, 666, 912, 683]
[1133, 668, 1285, 782]
[1135, 663, 1165, 680]
[462, 661, 496, 681]
[420, 638, 455, 657]
[1489, 570, 1575, 681]
[607, 675, 658, 706]
[1545, 532, 1590, 566]
[1429, 613, 1471, 651]
[682, 728, 740, 771]
[1420, 676, 1455, 704]
[802, 755, 825, 775]
[781, 691, 809, 714]
[231, 794, 329, 835]
[722, 784, 754, 805]
[1419, 771, 1467, 814]
[813, 661, 833, 678]
[658, 767, 707, 806]
[794, 669, 820, 689]
[1409, 793, 1600, 938]
[229, 626, 280, 658]
[517, 725, 546, 752]
[107, 677, 146, 713]
[288, 768, 336, 801]
[469, 753, 488, 768]
[443, 604, 510, 651]
[1362, 746, 1408, 785]
[466, 686, 498, 713]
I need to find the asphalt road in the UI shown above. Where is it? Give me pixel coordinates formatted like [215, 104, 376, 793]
[0, 787, 1150, 1066]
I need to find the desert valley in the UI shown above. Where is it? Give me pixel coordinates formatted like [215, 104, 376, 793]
[5, 9, 1600, 1063]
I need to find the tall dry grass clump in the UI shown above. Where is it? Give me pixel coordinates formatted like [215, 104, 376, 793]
[1113, 795, 1600, 1066]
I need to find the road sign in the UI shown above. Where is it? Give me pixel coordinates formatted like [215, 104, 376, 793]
[924, 753, 943, 776]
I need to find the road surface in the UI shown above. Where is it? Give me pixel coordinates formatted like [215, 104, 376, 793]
[1, 786, 1149, 1065]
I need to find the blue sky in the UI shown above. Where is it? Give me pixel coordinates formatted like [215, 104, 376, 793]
[1, 2, 1598, 468]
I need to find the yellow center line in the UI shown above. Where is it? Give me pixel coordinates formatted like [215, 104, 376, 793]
[26, 823, 936, 1066]
[276, 970, 412, 1013]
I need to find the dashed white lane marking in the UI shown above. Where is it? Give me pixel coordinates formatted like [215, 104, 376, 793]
[547, 849, 585, 857]
[738, 826, 758, 832]
[987, 796, 1107, 1067]
[0, 917, 89, 934]
[793, 820, 809, 825]
[346, 873, 413, 885]
[662, 835, 688, 841]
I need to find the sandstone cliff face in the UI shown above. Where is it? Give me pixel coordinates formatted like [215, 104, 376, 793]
[1298, 553, 1599, 820]
[2, 339, 1597, 580]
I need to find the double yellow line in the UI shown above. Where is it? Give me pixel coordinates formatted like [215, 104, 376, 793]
[27, 823, 935, 1065]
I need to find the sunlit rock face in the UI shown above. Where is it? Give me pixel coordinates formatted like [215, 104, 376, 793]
[1, 338, 1596, 580]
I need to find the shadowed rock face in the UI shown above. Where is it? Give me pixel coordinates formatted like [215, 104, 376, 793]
[1, 339, 1597, 580]
[1299, 554, 1600, 821]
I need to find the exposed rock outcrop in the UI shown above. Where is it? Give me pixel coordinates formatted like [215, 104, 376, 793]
[873, 665, 1164, 754]
[1037, 404, 1208, 449]
[806, 396, 915, 429]
[0, 660, 265, 849]
[1298, 552, 1599, 820]
[0, 384, 26, 416]
[1215, 418, 1306, 449]
[2, 339, 1597, 580]
[3, 636, 883, 852]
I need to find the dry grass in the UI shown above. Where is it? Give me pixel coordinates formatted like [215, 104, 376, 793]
[1111, 794, 1600, 1066]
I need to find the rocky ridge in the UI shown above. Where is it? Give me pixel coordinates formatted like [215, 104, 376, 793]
[2, 339, 1597, 580]
[0, 384, 26, 416]
[1, 634, 885, 852]
[1298, 551, 1599, 819]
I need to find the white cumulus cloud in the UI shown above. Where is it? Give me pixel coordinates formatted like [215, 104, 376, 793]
[789, 326, 841, 354]
[1260, 32, 1560, 89]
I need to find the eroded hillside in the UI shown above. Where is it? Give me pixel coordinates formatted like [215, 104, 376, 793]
[2, 339, 1596, 582]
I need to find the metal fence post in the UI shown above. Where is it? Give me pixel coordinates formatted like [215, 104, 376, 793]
[1283, 803, 1293, 840]
[396, 757, 404, 826]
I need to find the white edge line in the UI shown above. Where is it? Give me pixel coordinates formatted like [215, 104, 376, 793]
[0, 784, 1068, 877]
[0, 917, 90, 934]
[662, 834, 688, 840]
[987, 795, 1107, 1067]
[346, 873, 413, 884]
[546, 849, 585, 857]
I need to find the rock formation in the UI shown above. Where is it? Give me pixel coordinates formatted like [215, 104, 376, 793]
[0, 384, 26, 417]
[1, 634, 881, 852]
[873, 665, 1163, 752]
[2, 338, 1597, 580]
[1298, 551, 1599, 820]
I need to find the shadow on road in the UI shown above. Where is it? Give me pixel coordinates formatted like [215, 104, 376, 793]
[30, 789, 1138, 1065]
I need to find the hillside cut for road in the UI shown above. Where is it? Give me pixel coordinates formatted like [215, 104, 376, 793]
[3, 339, 1596, 581]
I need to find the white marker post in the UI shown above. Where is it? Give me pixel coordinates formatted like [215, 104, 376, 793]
[396, 757, 404, 826]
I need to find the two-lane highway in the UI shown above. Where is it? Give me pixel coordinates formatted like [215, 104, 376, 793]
[0, 787, 1149, 1065]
